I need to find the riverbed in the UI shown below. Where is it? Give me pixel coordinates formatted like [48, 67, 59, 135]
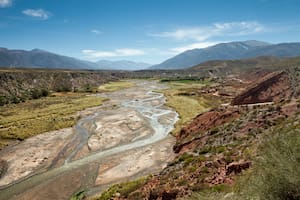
[0, 80, 178, 200]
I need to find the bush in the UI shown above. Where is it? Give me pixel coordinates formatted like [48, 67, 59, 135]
[0, 96, 8, 106]
[83, 84, 94, 93]
[55, 85, 72, 92]
[30, 89, 42, 99]
[41, 88, 49, 97]
[70, 190, 86, 200]
[30, 88, 49, 99]
[10, 95, 21, 104]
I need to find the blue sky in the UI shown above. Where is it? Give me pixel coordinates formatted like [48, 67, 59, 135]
[1, 0, 300, 64]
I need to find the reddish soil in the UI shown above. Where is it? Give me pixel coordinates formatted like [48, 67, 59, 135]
[232, 71, 293, 105]
[104, 69, 300, 200]
[174, 108, 240, 153]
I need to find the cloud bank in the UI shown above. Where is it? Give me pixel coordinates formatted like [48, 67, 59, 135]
[0, 0, 12, 8]
[152, 21, 264, 41]
[151, 21, 264, 54]
[22, 9, 51, 20]
[82, 48, 146, 59]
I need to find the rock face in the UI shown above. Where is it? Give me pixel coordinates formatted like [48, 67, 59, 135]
[226, 161, 251, 175]
[231, 71, 292, 105]
[174, 109, 240, 153]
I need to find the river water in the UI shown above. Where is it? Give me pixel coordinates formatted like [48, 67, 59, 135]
[0, 80, 178, 200]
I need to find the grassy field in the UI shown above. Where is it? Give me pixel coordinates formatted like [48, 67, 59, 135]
[0, 93, 106, 149]
[160, 79, 221, 136]
[98, 80, 135, 92]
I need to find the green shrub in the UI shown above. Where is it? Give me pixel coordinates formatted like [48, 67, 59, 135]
[70, 190, 86, 200]
[41, 88, 49, 97]
[0, 96, 8, 106]
[10, 95, 21, 104]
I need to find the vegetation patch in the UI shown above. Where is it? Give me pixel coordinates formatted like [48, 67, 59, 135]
[93, 176, 151, 200]
[70, 190, 86, 200]
[159, 79, 221, 135]
[0, 93, 106, 149]
[190, 116, 300, 200]
[98, 81, 135, 92]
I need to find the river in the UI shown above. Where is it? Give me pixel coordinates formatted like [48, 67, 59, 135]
[0, 80, 178, 200]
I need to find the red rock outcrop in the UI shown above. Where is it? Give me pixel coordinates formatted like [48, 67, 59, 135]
[231, 71, 292, 105]
[174, 109, 240, 153]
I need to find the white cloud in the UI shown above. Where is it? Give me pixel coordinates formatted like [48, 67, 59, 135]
[82, 48, 145, 59]
[91, 29, 102, 35]
[22, 9, 51, 20]
[170, 41, 224, 54]
[151, 21, 264, 42]
[213, 21, 264, 36]
[0, 0, 11, 8]
[150, 28, 210, 41]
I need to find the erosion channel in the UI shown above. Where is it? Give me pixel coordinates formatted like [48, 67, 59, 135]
[0, 80, 179, 200]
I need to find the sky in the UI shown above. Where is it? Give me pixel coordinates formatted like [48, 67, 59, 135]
[1, 0, 300, 64]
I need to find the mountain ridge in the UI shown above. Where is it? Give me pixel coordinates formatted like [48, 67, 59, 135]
[0, 48, 150, 70]
[150, 40, 300, 69]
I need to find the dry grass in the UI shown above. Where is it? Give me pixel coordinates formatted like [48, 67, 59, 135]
[98, 81, 135, 92]
[0, 93, 106, 149]
[160, 80, 215, 135]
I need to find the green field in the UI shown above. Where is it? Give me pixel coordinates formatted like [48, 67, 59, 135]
[98, 81, 136, 92]
[0, 93, 106, 149]
[160, 79, 220, 135]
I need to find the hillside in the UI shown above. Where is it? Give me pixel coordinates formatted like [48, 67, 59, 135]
[0, 48, 96, 69]
[95, 60, 150, 70]
[97, 67, 300, 199]
[0, 69, 118, 105]
[151, 41, 300, 69]
[0, 48, 150, 70]
[190, 56, 300, 76]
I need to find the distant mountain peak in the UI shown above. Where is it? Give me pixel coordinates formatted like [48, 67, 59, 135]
[0, 47, 150, 70]
[31, 48, 49, 53]
[95, 59, 151, 70]
[241, 40, 271, 47]
[150, 40, 300, 70]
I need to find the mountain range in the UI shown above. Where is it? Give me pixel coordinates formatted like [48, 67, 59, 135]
[95, 60, 150, 70]
[151, 40, 300, 69]
[1, 40, 300, 70]
[0, 48, 150, 70]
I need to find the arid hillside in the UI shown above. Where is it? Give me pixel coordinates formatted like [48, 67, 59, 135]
[0, 69, 118, 105]
[231, 71, 293, 105]
[96, 67, 300, 200]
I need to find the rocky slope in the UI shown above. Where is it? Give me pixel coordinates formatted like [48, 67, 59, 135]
[103, 68, 300, 199]
[231, 71, 293, 105]
[0, 69, 118, 105]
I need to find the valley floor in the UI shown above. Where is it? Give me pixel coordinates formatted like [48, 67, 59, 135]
[0, 80, 178, 200]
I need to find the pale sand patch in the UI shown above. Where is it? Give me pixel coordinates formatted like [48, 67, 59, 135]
[95, 136, 175, 186]
[87, 108, 152, 152]
[0, 128, 73, 186]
